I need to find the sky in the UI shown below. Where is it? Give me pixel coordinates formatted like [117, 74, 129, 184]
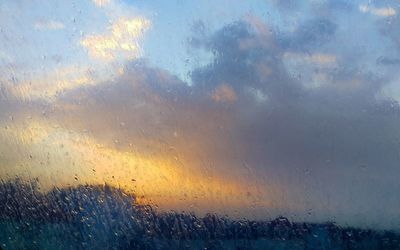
[1, 0, 400, 229]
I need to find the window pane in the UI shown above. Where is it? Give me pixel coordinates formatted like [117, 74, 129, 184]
[1, 0, 400, 248]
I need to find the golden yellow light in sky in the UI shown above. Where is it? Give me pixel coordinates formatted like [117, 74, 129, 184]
[0, 118, 270, 217]
[7, 66, 95, 102]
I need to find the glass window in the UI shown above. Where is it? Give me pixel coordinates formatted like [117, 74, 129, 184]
[1, 0, 400, 248]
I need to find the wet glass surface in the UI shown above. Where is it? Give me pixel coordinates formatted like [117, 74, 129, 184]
[1, 0, 400, 249]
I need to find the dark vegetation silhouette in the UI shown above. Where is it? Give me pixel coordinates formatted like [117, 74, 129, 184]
[0, 179, 399, 249]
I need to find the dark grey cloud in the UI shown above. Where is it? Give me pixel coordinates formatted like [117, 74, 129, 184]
[283, 18, 337, 52]
[188, 16, 398, 169]
[190, 20, 301, 103]
[326, 0, 354, 11]
[377, 56, 400, 65]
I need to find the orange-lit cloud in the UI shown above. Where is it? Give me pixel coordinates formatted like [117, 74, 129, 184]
[211, 83, 237, 103]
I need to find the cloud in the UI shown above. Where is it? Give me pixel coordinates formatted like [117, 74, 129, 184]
[379, 16, 400, 52]
[5, 65, 95, 102]
[359, 4, 397, 17]
[0, 61, 268, 215]
[34, 20, 65, 31]
[92, 0, 112, 7]
[376, 56, 400, 66]
[379, 80, 400, 101]
[283, 18, 337, 52]
[326, 0, 354, 11]
[211, 83, 237, 103]
[283, 52, 337, 66]
[0, 51, 12, 62]
[185, 17, 400, 227]
[80, 17, 150, 61]
[269, 0, 301, 11]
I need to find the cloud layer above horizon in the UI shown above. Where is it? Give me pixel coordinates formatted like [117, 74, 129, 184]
[1, 0, 400, 229]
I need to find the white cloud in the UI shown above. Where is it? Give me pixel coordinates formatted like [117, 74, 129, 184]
[92, 0, 112, 7]
[80, 17, 150, 61]
[34, 20, 65, 31]
[359, 4, 396, 17]
[0, 51, 12, 62]
[379, 80, 400, 103]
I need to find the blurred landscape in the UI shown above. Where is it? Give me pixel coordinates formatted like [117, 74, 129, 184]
[0, 179, 399, 250]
